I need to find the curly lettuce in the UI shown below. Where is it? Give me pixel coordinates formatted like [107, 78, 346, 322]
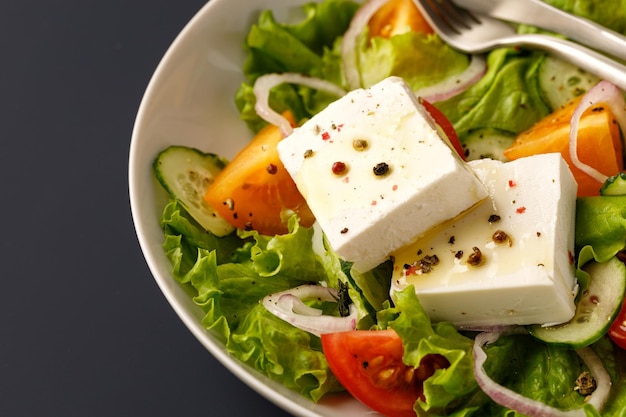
[161, 200, 342, 401]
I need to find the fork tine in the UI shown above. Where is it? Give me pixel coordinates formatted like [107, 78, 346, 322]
[414, 0, 477, 35]
[414, 0, 453, 33]
[437, 0, 479, 28]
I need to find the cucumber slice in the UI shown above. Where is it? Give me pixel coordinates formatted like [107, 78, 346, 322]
[153, 146, 235, 237]
[538, 55, 600, 111]
[461, 128, 515, 162]
[528, 257, 626, 349]
[600, 172, 626, 196]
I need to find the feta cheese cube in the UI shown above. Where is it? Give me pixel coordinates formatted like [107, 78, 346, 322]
[277, 76, 488, 271]
[391, 153, 578, 327]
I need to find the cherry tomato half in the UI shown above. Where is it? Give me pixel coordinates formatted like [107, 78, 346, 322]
[321, 329, 449, 417]
[420, 97, 466, 161]
[609, 298, 626, 350]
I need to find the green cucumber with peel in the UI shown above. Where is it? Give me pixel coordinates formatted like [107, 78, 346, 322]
[153, 146, 235, 237]
[600, 172, 626, 196]
[538, 55, 600, 111]
[461, 128, 515, 162]
[528, 257, 626, 349]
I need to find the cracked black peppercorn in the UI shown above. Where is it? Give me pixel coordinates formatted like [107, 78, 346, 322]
[492, 230, 512, 246]
[373, 162, 390, 176]
[467, 247, 484, 266]
[574, 371, 597, 396]
[405, 254, 439, 274]
[488, 214, 501, 223]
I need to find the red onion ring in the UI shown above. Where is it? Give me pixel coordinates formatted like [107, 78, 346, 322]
[262, 284, 357, 337]
[415, 55, 487, 103]
[574, 347, 612, 412]
[253, 73, 347, 137]
[569, 80, 626, 184]
[473, 330, 610, 417]
[340, 0, 389, 90]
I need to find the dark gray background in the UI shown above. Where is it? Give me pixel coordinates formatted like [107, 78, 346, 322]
[0, 1, 293, 416]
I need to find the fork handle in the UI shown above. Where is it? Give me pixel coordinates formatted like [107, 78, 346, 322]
[510, 34, 626, 92]
[515, 0, 626, 61]
[456, 0, 626, 61]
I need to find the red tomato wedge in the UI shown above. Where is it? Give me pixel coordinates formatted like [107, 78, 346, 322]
[368, 0, 434, 38]
[420, 98, 466, 160]
[204, 111, 315, 235]
[321, 330, 449, 417]
[609, 296, 626, 350]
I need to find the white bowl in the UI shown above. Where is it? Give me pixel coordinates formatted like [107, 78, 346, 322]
[128, 0, 379, 415]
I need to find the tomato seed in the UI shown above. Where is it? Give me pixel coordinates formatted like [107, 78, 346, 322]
[374, 368, 397, 388]
[368, 355, 385, 368]
[404, 367, 415, 384]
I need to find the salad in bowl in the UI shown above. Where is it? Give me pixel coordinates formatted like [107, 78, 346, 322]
[129, 0, 626, 415]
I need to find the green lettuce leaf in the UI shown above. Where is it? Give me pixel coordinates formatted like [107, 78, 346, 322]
[575, 196, 626, 263]
[348, 259, 393, 314]
[597, 337, 626, 416]
[542, 0, 626, 34]
[380, 287, 613, 416]
[243, 10, 323, 77]
[235, 0, 359, 132]
[315, 231, 392, 328]
[573, 196, 626, 292]
[471, 334, 605, 417]
[237, 215, 326, 280]
[160, 201, 341, 401]
[229, 303, 343, 402]
[357, 31, 470, 90]
[161, 200, 244, 272]
[436, 48, 550, 141]
[383, 287, 481, 414]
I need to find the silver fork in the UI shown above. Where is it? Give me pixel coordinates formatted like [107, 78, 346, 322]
[413, 0, 626, 92]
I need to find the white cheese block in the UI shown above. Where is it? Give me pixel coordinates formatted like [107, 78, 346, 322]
[390, 153, 578, 327]
[277, 76, 488, 272]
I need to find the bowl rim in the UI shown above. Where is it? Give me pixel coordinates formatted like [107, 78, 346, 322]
[127, 1, 369, 416]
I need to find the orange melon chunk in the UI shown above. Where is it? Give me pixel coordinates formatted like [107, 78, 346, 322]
[204, 111, 315, 235]
[504, 96, 623, 196]
[368, 0, 433, 38]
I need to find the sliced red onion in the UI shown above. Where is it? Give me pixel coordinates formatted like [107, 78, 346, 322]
[262, 284, 357, 337]
[277, 294, 324, 316]
[415, 55, 487, 103]
[341, 0, 389, 90]
[574, 347, 611, 412]
[569, 80, 626, 184]
[473, 330, 610, 417]
[253, 73, 346, 137]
